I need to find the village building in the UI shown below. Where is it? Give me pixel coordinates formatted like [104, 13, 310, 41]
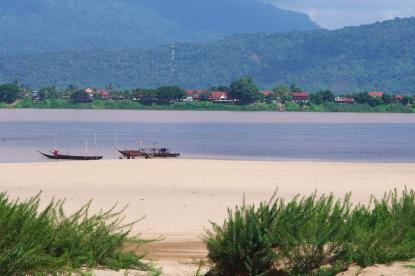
[84, 88, 94, 97]
[292, 92, 309, 104]
[31, 91, 41, 101]
[185, 89, 205, 101]
[368, 91, 384, 97]
[393, 95, 403, 103]
[96, 89, 111, 100]
[260, 90, 271, 97]
[209, 91, 235, 104]
[335, 97, 354, 104]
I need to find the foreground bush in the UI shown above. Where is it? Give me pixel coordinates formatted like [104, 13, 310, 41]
[348, 189, 415, 266]
[0, 193, 152, 275]
[273, 193, 354, 275]
[204, 201, 279, 275]
[205, 189, 415, 275]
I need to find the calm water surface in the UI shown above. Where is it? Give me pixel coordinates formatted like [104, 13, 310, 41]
[1, 109, 415, 163]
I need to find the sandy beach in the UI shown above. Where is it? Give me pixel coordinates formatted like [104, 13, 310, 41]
[1, 159, 414, 239]
[1, 159, 414, 274]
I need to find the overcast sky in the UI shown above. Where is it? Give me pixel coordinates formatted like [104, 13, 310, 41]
[269, 0, 415, 29]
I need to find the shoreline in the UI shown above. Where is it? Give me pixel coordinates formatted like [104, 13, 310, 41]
[3, 156, 415, 165]
[1, 158, 414, 241]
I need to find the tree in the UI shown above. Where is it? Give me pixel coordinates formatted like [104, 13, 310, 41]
[290, 84, 303, 93]
[70, 90, 92, 103]
[0, 83, 20, 103]
[368, 96, 384, 107]
[353, 92, 371, 104]
[209, 86, 230, 93]
[265, 92, 276, 104]
[230, 77, 259, 104]
[310, 90, 335, 104]
[381, 94, 393, 104]
[156, 86, 185, 103]
[402, 96, 413, 105]
[273, 85, 291, 103]
[133, 88, 157, 104]
[39, 86, 60, 100]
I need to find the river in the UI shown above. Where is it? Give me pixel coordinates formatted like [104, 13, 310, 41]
[1, 109, 415, 163]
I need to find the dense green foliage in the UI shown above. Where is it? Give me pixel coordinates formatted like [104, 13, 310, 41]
[133, 86, 186, 104]
[71, 90, 92, 103]
[205, 202, 277, 275]
[205, 189, 415, 275]
[230, 77, 260, 104]
[1, 18, 414, 92]
[0, 0, 317, 55]
[0, 193, 153, 274]
[0, 83, 19, 103]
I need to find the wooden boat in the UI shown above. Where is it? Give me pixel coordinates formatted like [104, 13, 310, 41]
[39, 151, 103, 161]
[117, 150, 146, 159]
[118, 148, 180, 159]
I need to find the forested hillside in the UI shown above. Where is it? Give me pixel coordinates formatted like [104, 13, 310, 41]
[1, 18, 414, 93]
[0, 0, 318, 54]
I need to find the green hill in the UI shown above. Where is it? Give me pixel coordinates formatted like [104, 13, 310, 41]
[0, 0, 318, 54]
[1, 17, 415, 93]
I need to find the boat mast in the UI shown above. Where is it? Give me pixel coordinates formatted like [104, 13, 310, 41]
[94, 131, 97, 153]
[54, 130, 58, 150]
[85, 140, 88, 158]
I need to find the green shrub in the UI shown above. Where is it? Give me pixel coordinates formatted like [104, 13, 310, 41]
[205, 189, 415, 275]
[204, 201, 279, 275]
[0, 193, 151, 274]
[274, 193, 353, 275]
[284, 103, 302, 111]
[348, 189, 415, 266]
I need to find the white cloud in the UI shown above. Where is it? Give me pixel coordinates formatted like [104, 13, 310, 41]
[269, 0, 415, 29]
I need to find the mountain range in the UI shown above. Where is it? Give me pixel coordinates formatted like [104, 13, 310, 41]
[0, 0, 319, 54]
[1, 17, 414, 93]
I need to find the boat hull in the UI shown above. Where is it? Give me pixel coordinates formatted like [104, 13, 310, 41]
[118, 149, 180, 159]
[39, 152, 103, 160]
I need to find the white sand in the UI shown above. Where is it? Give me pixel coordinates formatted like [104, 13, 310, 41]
[2, 159, 415, 275]
[0, 159, 414, 241]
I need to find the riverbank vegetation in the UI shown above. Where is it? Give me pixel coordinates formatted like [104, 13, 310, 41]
[204, 189, 415, 275]
[0, 78, 414, 112]
[0, 193, 156, 275]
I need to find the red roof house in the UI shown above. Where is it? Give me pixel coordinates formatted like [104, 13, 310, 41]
[260, 90, 271, 97]
[394, 95, 404, 102]
[368, 91, 384, 97]
[335, 97, 354, 104]
[84, 88, 94, 96]
[209, 91, 229, 101]
[185, 89, 205, 101]
[96, 89, 111, 99]
[292, 92, 309, 103]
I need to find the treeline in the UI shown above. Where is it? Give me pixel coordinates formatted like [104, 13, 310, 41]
[1, 78, 414, 113]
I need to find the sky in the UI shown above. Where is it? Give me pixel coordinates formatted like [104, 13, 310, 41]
[269, 0, 415, 29]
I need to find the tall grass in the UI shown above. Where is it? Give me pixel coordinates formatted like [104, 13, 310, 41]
[0, 193, 152, 275]
[205, 189, 415, 275]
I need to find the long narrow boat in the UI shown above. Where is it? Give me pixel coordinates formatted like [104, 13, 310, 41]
[38, 151, 103, 161]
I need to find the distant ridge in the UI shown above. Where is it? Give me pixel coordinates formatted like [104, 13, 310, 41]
[0, 0, 318, 55]
[1, 17, 414, 93]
